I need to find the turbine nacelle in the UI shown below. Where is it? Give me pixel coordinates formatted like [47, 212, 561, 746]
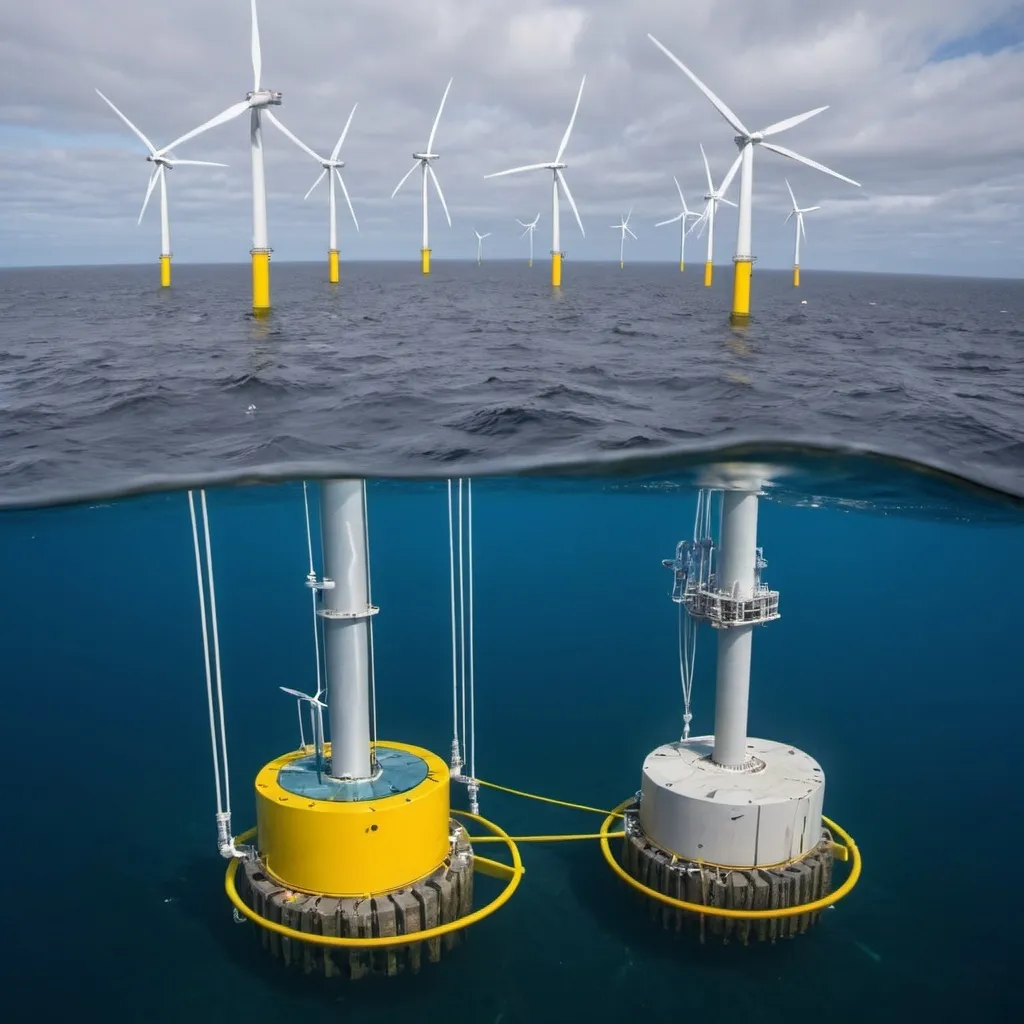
[246, 89, 282, 108]
[412, 152, 439, 161]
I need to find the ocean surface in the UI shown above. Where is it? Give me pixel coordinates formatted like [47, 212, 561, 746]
[1, 261, 1022, 1021]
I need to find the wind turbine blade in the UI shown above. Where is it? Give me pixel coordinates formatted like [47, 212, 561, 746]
[555, 75, 586, 163]
[483, 232, 491, 238]
[156, 101, 250, 156]
[760, 142, 861, 187]
[673, 174, 686, 208]
[530, 213, 540, 226]
[800, 214, 807, 241]
[138, 166, 159, 224]
[520, 226, 530, 238]
[700, 143, 713, 194]
[265, 110, 324, 163]
[719, 198, 738, 207]
[303, 168, 327, 200]
[484, 162, 551, 179]
[335, 169, 359, 231]
[250, 0, 262, 91]
[759, 106, 828, 137]
[426, 77, 453, 153]
[655, 213, 684, 227]
[784, 210, 794, 224]
[718, 150, 743, 197]
[95, 89, 156, 153]
[648, 35, 749, 136]
[427, 163, 452, 226]
[331, 103, 358, 161]
[391, 161, 419, 198]
[803, 205, 822, 212]
[516, 219, 528, 227]
[626, 227, 637, 240]
[555, 168, 585, 238]
[785, 177, 798, 210]
[166, 159, 229, 167]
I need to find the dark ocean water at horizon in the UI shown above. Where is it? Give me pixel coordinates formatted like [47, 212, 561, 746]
[1, 263, 1022, 1021]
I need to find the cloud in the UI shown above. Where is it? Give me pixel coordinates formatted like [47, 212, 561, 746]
[1, 0, 1023, 275]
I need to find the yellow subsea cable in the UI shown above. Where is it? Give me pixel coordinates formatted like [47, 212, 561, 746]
[475, 778, 624, 818]
[597, 798, 862, 920]
[468, 832, 625, 844]
[225, 808, 523, 948]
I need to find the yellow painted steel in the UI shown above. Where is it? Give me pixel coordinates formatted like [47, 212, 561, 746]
[252, 251, 270, 313]
[793, 265, 801, 287]
[159, 254, 171, 288]
[328, 249, 339, 284]
[731, 257, 753, 323]
[421, 248, 431, 275]
[528, 258, 533, 268]
[551, 251, 562, 287]
[680, 261, 685, 273]
[254, 740, 450, 897]
[225, 807, 524, 948]
[703, 261, 713, 287]
[598, 798, 862, 919]
[470, 831, 625, 843]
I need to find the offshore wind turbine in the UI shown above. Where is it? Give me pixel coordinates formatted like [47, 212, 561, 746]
[95, 90, 227, 289]
[271, 104, 360, 284]
[784, 178, 820, 287]
[689, 144, 738, 286]
[391, 78, 453, 275]
[517, 214, 540, 266]
[474, 230, 490, 265]
[648, 34, 860, 323]
[611, 209, 637, 268]
[485, 75, 587, 288]
[148, 0, 301, 314]
[655, 175, 702, 272]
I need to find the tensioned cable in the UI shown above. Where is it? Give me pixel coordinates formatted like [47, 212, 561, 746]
[467, 478, 477, 782]
[362, 481, 379, 756]
[447, 479, 460, 765]
[458, 479, 467, 769]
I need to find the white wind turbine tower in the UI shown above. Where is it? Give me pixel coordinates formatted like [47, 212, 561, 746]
[149, 0, 305, 314]
[690, 144, 738, 287]
[517, 214, 541, 266]
[485, 75, 587, 288]
[270, 104, 360, 284]
[648, 33, 860, 322]
[611, 209, 637, 268]
[654, 175, 703, 273]
[474, 230, 491, 265]
[95, 90, 227, 289]
[784, 178, 820, 288]
[391, 79, 454, 276]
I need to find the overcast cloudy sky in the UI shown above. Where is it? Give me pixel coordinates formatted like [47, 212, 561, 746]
[1, 0, 1022, 275]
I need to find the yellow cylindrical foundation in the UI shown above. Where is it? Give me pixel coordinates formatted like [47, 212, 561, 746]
[252, 251, 270, 314]
[703, 261, 713, 287]
[328, 249, 339, 284]
[159, 254, 171, 288]
[528, 259, 533, 268]
[731, 258, 753, 323]
[421, 248, 431, 275]
[551, 251, 562, 287]
[793, 265, 800, 287]
[254, 741, 451, 898]
[680, 261, 685, 273]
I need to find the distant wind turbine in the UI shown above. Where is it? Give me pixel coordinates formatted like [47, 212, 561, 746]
[94, 90, 227, 289]
[784, 179, 820, 288]
[485, 76, 587, 288]
[474, 230, 491, 265]
[611, 209, 637, 268]
[517, 214, 540, 266]
[690, 144, 738, 287]
[655, 176, 702, 272]
[391, 78, 454, 275]
[648, 33, 860, 322]
[271, 104, 360, 284]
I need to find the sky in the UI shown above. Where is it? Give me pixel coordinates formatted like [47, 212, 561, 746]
[1, 0, 1023, 276]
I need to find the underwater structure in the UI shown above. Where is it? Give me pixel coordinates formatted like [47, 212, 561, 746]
[604, 480, 848, 942]
[185, 479, 521, 979]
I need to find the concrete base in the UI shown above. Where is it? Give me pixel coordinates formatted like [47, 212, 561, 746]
[235, 821, 473, 978]
[622, 819, 834, 944]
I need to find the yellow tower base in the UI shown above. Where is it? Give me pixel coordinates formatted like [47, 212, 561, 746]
[704, 261, 713, 287]
[328, 249, 339, 284]
[159, 254, 171, 288]
[251, 250, 271, 315]
[551, 251, 562, 287]
[793, 265, 800, 287]
[619, 261, 624, 270]
[679, 261, 685, 273]
[731, 258, 753, 325]
[528, 259, 533, 268]
[421, 248, 431, 275]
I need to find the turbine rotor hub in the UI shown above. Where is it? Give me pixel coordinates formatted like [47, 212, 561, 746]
[247, 90, 283, 107]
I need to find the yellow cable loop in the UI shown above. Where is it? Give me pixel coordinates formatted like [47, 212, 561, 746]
[224, 809, 523, 949]
[475, 777, 624, 818]
[598, 798, 863, 920]
[469, 832, 625, 844]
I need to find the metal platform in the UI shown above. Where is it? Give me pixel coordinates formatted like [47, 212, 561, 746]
[276, 745, 429, 802]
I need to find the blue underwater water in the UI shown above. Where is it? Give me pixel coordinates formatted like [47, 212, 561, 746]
[2, 466, 1022, 1021]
